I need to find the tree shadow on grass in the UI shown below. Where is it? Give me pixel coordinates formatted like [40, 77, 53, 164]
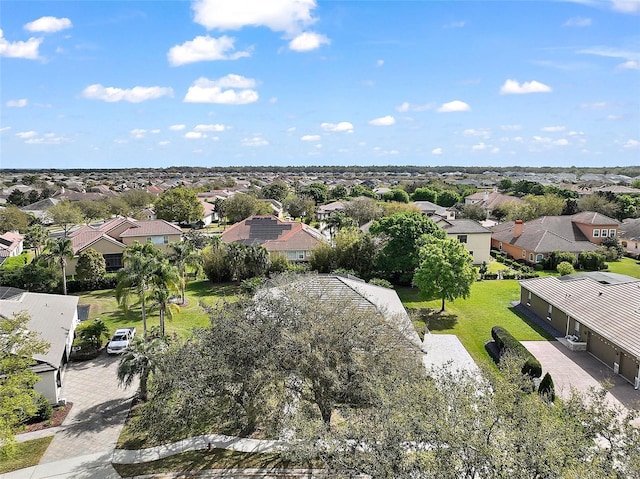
[410, 307, 459, 332]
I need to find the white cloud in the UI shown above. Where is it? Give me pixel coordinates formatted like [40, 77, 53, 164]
[532, 136, 552, 143]
[194, 123, 227, 132]
[563, 16, 592, 27]
[24, 16, 72, 33]
[150, 129, 161, 134]
[376, 59, 384, 67]
[368, 115, 395, 126]
[16, 130, 37, 139]
[541, 125, 566, 132]
[169, 124, 186, 131]
[159, 141, 170, 146]
[301, 134, 321, 141]
[289, 31, 329, 51]
[437, 100, 470, 113]
[130, 128, 146, 139]
[431, 148, 443, 155]
[167, 35, 251, 66]
[0, 29, 42, 59]
[0, 126, 12, 133]
[553, 139, 569, 146]
[183, 75, 258, 104]
[580, 101, 610, 109]
[24, 133, 68, 145]
[623, 139, 639, 149]
[82, 84, 174, 103]
[6, 99, 27, 107]
[471, 142, 489, 151]
[396, 101, 432, 112]
[463, 128, 491, 137]
[192, 0, 318, 34]
[242, 136, 268, 146]
[611, 0, 640, 13]
[618, 60, 639, 70]
[491, 147, 500, 154]
[443, 20, 466, 28]
[321, 121, 354, 133]
[185, 131, 204, 139]
[500, 79, 552, 94]
[500, 124, 522, 131]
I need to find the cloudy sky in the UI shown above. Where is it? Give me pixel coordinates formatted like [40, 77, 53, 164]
[1, 0, 639, 169]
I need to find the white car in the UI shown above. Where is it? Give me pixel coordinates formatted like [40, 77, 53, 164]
[106, 327, 136, 354]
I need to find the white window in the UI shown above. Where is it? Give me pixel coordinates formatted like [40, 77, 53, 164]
[149, 236, 168, 245]
[522, 250, 526, 258]
[593, 229, 599, 238]
[498, 242, 503, 250]
[609, 229, 616, 237]
[527, 291, 531, 306]
[547, 304, 552, 320]
[601, 229, 608, 237]
[529, 253, 534, 261]
[536, 254, 543, 263]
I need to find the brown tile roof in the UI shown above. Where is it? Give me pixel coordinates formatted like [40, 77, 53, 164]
[520, 276, 640, 359]
[119, 220, 183, 237]
[466, 192, 525, 210]
[570, 211, 619, 226]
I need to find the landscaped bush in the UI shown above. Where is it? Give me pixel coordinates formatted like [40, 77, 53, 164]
[30, 393, 52, 423]
[538, 372, 555, 402]
[66, 274, 118, 293]
[578, 251, 606, 271]
[544, 250, 577, 270]
[491, 326, 542, 378]
[369, 278, 393, 289]
[557, 261, 575, 276]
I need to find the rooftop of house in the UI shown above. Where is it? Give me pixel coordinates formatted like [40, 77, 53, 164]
[435, 218, 492, 234]
[520, 276, 640, 359]
[115, 219, 183, 237]
[465, 191, 525, 210]
[0, 288, 79, 371]
[619, 218, 640, 241]
[221, 215, 325, 250]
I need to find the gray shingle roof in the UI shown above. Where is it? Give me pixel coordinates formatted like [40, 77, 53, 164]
[519, 276, 640, 359]
[438, 218, 491, 234]
[619, 218, 640, 242]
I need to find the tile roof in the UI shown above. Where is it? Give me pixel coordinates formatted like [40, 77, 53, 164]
[437, 218, 492, 234]
[119, 220, 183, 237]
[0, 232, 23, 257]
[519, 276, 640, 359]
[570, 211, 619, 226]
[619, 218, 640, 242]
[465, 191, 525, 210]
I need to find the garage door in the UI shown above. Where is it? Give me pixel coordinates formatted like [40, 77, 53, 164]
[619, 353, 639, 384]
[587, 332, 617, 368]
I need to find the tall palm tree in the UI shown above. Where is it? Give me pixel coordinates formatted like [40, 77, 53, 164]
[115, 242, 163, 338]
[116, 336, 167, 401]
[149, 261, 181, 336]
[167, 241, 202, 305]
[46, 237, 74, 295]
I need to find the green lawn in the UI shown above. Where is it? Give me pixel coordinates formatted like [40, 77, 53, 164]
[398, 280, 554, 366]
[0, 436, 53, 474]
[76, 280, 239, 338]
[607, 256, 640, 279]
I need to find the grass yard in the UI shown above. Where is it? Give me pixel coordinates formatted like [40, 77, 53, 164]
[76, 280, 239, 338]
[398, 279, 554, 366]
[0, 436, 53, 474]
[607, 256, 640, 279]
[112, 448, 315, 477]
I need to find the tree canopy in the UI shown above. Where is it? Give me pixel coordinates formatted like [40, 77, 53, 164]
[154, 186, 204, 224]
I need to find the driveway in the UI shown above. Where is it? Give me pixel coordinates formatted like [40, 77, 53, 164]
[39, 351, 138, 463]
[522, 340, 640, 412]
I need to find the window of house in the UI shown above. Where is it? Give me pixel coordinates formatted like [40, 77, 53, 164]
[457, 235, 467, 243]
[527, 291, 531, 306]
[547, 304, 552, 320]
[522, 250, 526, 258]
[609, 229, 616, 237]
[601, 229, 608, 237]
[536, 254, 543, 263]
[529, 253, 534, 261]
[498, 242, 502, 250]
[593, 229, 600, 237]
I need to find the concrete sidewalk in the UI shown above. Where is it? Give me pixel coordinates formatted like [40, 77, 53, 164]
[1, 451, 119, 479]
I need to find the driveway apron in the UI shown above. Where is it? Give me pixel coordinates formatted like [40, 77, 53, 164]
[38, 351, 137, 464]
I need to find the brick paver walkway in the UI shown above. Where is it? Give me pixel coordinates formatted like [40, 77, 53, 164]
[38, 351, 137, 464]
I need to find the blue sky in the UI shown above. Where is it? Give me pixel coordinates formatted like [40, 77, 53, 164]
[1, 0, 639, 169]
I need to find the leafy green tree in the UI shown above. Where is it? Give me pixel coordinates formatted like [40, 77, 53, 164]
[6, 189, 27, 207]
[106, 196, 131, 217]
[45, 237, 74, 295]
[349, 184, 376, 199]
[435, 189, 461, 207]
[498, 178, 513, 192]
[48, 201, 85, 236]
[556, 261, 575, 276]
[117, 337, 167, 402]
[284, 194, 316, 221]
[631, 179, 640, 189]
[411, 187, 438, 202]
[523, 194, 565, 217]
[413, 235, 477, 312]
[382, 189, 410, 203]
[330, 184, 348, 199]
[0, 206, 31, 234]
[154, 186, 204, 224]
[260, 181, 289, 202]
[310, 229, 378, 280]
[202, 239, 231, 283]
[325, 211, 356, 237]
[75, 199, 111, 223]
[115, 242, 164, 338]
[27, 190, 41, 205]
[25, 224, 48, 257]
[0, 311, 49, 457]
[370, 212, 445, 284]
[75, 247, 107, 282]
[381, 202, 421, 217]
[300, 182, 329, 204]
[121, 189, 155, 210]
[243, 244, 271, 279]
[167, 242, 202, 304]
[224, 193, 272, 224]
[577, 251, 606, 271]
[459, 203, 486, 221]
[148, 261, 181, 336]
[76, 318, 110, 349]
[562, 198, 580, 215]
[578, 193, 620, 219]
[343, 196, 383, 226]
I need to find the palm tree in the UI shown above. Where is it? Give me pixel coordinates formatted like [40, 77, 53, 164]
[46, 237, 74, 295]
[149, 261, 181, 336]
[167, 241, 202, 305]
[116, 336, 167, 401]
[115, 242, 163, 338]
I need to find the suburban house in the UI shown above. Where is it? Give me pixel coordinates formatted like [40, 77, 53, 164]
[0, 231, 25, 263]
[0, 287, 79, 404]
[519, 274, 640, 387]
[66, 217, 183, 275]
[491, 211, 619, 264]
[316, 201, 346, 221]
[221, 215, 326, 262]
[465, 191, 525, 218]
[619, 218, 640, 259]
[434, 218, 492, 264]
[20, 197, 60, 224]
[199, 199, 216, 227]
[413, 201, 456, 220]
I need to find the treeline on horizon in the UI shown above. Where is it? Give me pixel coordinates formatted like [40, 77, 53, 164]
[3, 165, 640, 177]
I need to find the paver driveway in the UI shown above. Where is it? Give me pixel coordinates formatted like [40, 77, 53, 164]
[39, 351, 137, 464]
[522, 340, 640, 412]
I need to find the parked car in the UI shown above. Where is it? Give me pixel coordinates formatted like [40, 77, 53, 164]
[106, 327, 136, 355]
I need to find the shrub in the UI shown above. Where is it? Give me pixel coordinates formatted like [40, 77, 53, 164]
[369, 278, 393, 289]
[240, 276, 266, 295]
[538, 372, 555, 402]
[66, 274, 118, 293]
[556, 261, 575, 276]
[491, 326, 542, 378]
[578, 251, 606, 271]
[30, 393, 52, 422]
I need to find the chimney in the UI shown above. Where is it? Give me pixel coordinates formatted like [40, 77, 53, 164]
[514, 219, 523, 237]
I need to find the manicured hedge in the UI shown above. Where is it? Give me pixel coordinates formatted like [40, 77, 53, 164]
[491, 326, 542, 378]
[66, 274, 118, 293]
